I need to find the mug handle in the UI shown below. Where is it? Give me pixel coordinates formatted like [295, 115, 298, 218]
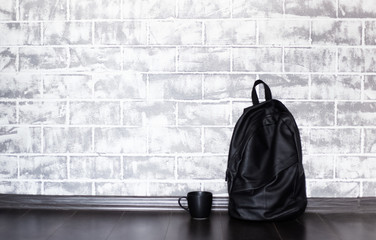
[178, 196, 189, 212]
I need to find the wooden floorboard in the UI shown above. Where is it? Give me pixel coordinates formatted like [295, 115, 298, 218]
[47, 211, 123, 240]
[275, 212, 340, 240]
[219, 212, 281, 240]
[0, 210, 74, 240]
[107, 211, 171, 240]
[0, 209, 375, 240]
[165, 212, 223, 240]
[319, 212, 376, 240]
[0, 209, 29, 229]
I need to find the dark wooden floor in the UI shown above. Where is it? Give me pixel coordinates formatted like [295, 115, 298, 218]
[0, 209, 375, 240]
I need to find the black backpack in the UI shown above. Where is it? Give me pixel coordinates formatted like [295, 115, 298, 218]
[226, 80, 307, 221]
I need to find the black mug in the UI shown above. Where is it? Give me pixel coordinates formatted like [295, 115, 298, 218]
[178, 191, 213, 220]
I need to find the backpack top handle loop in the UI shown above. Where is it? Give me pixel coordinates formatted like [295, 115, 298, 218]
[252, 80, 272, 105]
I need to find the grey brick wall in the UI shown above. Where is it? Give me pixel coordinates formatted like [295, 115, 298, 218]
[0, 0, 375, 198]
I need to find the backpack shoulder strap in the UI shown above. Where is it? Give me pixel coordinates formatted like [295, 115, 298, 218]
[252, 80, 272, 105]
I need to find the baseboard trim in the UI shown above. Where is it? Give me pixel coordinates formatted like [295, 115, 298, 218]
[0, 194, 375, 213]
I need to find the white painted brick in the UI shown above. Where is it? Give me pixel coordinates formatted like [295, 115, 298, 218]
[19, 156, 67, 179]
[1, 0, 376, 198]
[307, 181, 360, 197]
[95, 21, 147, 45]
[178, 0, 230, 18]
[312, 20, 362, 45]
[0, 74, 41, 99]
[148, 127, 201, 153]
[94, 73, 146, 99]
[123, 47, 176, 72]
[123, 0, 176, 19]
[303, 155, 334, 179]
[364, 129, 376, 153]
[178, 102, 231, 125]
[0, 181, 41, 194]
[339, 0, 376, 18]
[44, 182, 91, 195]
[95, 182, 148, 196]
[123, 101, 176, 126]
[284, 47, 337, 72]
[43, 74, 92, 99]
[95, 127, 147, 154]
[69, 47, 121, 71]
[0, 127, 41, 153]
[203, 127, 232, 154]
[44, 22, 92, 45]
[309, 128, 361, 154]
[19, 101, 66, 124]
[0, 1, 16, 20]
[0, 23, 41, 46]
[311, 75, 362, 100]
[233, 47, 283, 72]
[300, 128, 311, 155]
[202, 181, 227, 196]
[149, 20, 202, 45]
[337, 102, 376, 126]
[285, 101, 335, 126]
[70, 0, 120, 19]
[232, 0, 283, 18]
[336, 156, 376, 179]
[148, 182, 201, 196]
[338, 48, 376, 72]
[70, 101, 121, 125]
[0, 156, 18, 179]
[285, 0, 336, 17]
[148, 74, 202, 100]
[203, 74, 255, 99]
[20, 0, 66, 20]
[44, 127, 92, 153]
[177, 155, 227, 179]
[365, 21, 376, 45]
[178, 47, 230, 72]
[365, 76, 376, 100]
[363, 182, 376, 196]
[231, 101, 253, 124]
[205, 20, 256, 45]
[70, 156, 121, 179]
[123, 156, 175, 179]
[258, 74, 310, 100]
[0, 48, 17, 72]
[259, 20, 310, 45]
[19, 47, 67, 71]
[0, 102, 17, 124]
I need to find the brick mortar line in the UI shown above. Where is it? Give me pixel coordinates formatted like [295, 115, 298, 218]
[67, 155, 70, 179]
[5, 70, 376, 75]
[0, 73, 373, 79]
[0, 179, 229, 183]
[3, 17, 376, 23]
[361, 75, 365, 101]
[15, 0, 20, 21]
[66, 0, 70, 20]
[2, 178, 376, 183]
[8, 44, 376, 48]
[306, 179, 376, 182]
[333, 155, 338, 179]
[360, 180, 364, 197]
[0, 153, 230, 157]
[1, 99, 375, 103]
[1, 124, 375, 128]
[361, 128, 365, 154]
[336, 0, 339, 18]
[362, 20, 366, 46]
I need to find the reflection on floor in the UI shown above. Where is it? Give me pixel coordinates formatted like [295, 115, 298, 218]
[0, 209, 375, 240]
